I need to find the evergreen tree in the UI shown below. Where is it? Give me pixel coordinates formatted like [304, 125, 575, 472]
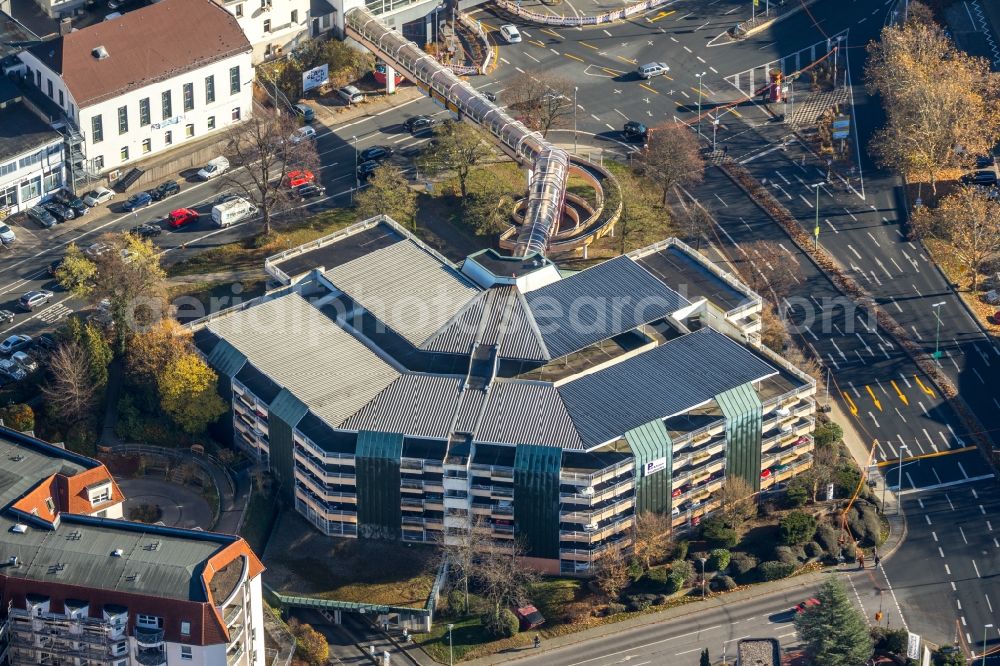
[700, 647, 711, 666]
[794, 579, 874, 666]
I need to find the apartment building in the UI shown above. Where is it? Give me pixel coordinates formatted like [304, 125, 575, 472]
[0, 427, 266, 666]
[213, 0, 312, 63]
[192, 216, 816, 575]
[17, 0, 253, 177]
[0, 78, 65, 216]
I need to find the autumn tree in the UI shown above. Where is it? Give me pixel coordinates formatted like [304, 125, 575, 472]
[718, 475, 757, 531]
[56, 234, 167, 353]
[594, 548, 630, 600]
[631, 511, 673, 569]
[912, 186, 1000, 290]
[355, 164, 418, 227]
[504, 72, 574, 137]
[157, 353, 227, 435]
[58, 317, 113, 388]
[0, 404, 34, 432]
[475, 539, 538, 620]
[866, 20, 1000, 193]
[222, 106, 320, 236]
[42, 343, 98, 425]
[636, 123, 705, 205]
[463, 178, 517, 235]
[289, 620, 329, 666]
[125, 318, 193, 384]
[418, 120, 493, 198]
[741, 240, 797, 302]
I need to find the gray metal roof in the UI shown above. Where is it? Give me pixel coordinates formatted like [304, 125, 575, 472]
[0, 438, 89, 508]
[558, 328, 778, 447]
[524, 256, 690, 359]
[207, 292, 400, 427]
[340, 373, 464, 438]
[476, 381, 582, 449]
[322, 240, 480, 347]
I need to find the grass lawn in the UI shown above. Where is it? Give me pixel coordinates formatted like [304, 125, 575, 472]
[240, 488, 279, 555]
[263, 511, 436, 608]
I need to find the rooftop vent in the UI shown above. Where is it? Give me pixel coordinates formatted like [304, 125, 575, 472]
[111, 548, 124, 557]
[92, 46, 109, 60]
[8, 556, 18, 567]
[10, 524, 27, 534]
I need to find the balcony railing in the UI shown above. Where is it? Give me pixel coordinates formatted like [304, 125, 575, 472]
[135, 649, 167, 666]
[133, 627, 163, 648]
[560, 457, 634, 484]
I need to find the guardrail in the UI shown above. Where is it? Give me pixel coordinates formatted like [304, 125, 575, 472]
[493, 0, 673, 26]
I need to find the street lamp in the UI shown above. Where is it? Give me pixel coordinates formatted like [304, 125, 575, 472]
[447, 623, 455, 666]
[573, 86, 579, 154]
[811, 183, 822, 249]
[983, 624, 993, 665]
[896, 444, 908, 515]
[712, 114, 720, 152]
[931, 301, 946, 359]
[695, 72, 707, 137]
[699, 557, 707, 599]
[352, 135, 359, 205]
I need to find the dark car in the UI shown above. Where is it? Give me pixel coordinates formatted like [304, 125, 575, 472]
[976, 154, 996, 169]
[26, 206, 57, 229]
[48, 258, 63, 277]
[359, 145, 394, 162]
[960, 167, 999, 186]
[295, 184, 327, 199]
[149, 180, 181, 201]
[53, 191, 89, 217]
[43, 202, 74, 222]
[130, 223, 162, 239]
[481, 91, 497, 102]
[123, 191, 154, 212]
[35, 333, 57, 352]
[623, 121, 648, 142]
[357, 160, 380, 181]
[403, 115, 436, 133]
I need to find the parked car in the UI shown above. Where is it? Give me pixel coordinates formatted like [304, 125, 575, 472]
[83, 186, 115, 207]
[989, 311, 1000, 325]
[43, 202, 75, 222]
[48, 258, 63, 277]
[289, 126, 317, 144]
[295, 184, 327, 199]
[123, 191, 153, 212]
[336, 85, 365, 105]
[0, 224, 15, 245]
[293, 103, 315, 122]
[18, 291, 53, 311]
[84, 242, 111, 258]
[359, 145, 393, 162]
[0, 358, 26, 381]
[53, 191, 89, 216]
[637, 61, 670, 79]
[795, 598, 820, 613]
[481, 90, 497, 102]
[27, 206, 57, 229]
[357, 160, 380, 181]
[403, 115, 436, 133]
[499, 24, 521, 43]
[0, 334, 32, 355]
[11, 351, 37, 373]
[149, 180, 181, 201]
[671, 487, 683, 498]
[197, 156, 230, 181]
[130, 223, 162, 238]
[167, 208, 200, 229]
[0, 310, 13, 325]
[622, 120, 648, 142]
[976, 154, 996, 169]
[284, 170, 315, 188]
[760, 468, 773, 479]
[960, 166, 999, 186]
[35, 333, 57, 352]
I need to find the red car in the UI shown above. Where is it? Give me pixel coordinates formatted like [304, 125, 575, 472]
[168, 208, 199, 229]
[285, 170, 314, 188]
[672, 487, 683, 498]
[760, 468, 773, 480]
[795, 598, 820, 613]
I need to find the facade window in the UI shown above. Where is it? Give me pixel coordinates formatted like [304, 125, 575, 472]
[235, 3, 243, 16]
[207, 116, 216, 130]
[0, 184, 16, 208]
[118, 105, 128, 134]
[18, 151, 42, 169]
[263, 18, 271, 32]
[46, 79, 53, 98]
[58, 90, 64, 107]
[162, 90, 172, 120]
[120, 146, 129, 162]
[91, 115, 104, 144]
[164, 131, 172, 146]
[230, 66, 241, 95]
[185, 123, 194, 138]
[0, 161, 14, 177]
[232, 107, 241, 121]
[181, 621, 191, 636]
[260, 0, 266, 8]
[183, 82, 194, 112]
[139, 98, 151, 126]
[181, 646, 192, 660]
[142, 139, 152, 154]
[93, 156, 104, 171]
[136, 614, 162, 629]
[205, 75, 216, 104]
[42, 169, 61, 193]
[291, 9, 298, 22]
[19, 176, 41, 202]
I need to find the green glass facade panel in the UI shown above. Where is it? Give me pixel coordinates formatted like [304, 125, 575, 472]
[267, 389, 309, 502]
[207, 339, 247, 379]
[624, 419, 672, 514]
[355, 430, 404, 541]
[716, 383, 763, 492]
[513, 444, 562, 559]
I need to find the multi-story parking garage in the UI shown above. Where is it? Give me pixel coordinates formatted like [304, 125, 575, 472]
[192, 215, 816, 574]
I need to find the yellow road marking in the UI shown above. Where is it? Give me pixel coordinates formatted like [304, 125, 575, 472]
[601, 66, 625, 75]
[481, 22, 497, 32]
[529, 39, 545, 48]
[914, 375, 936, 398]
[639, 83, 659, 94]
[890, 380, 909, 406]
[730, 108, 743, 118]
[540, 28, 561, 38]
[564, 53, 585, 62]
[866, 385, 882, 411]
[579, 41, 600, 50]
[648, 9, 676, 22]
[876, 445, 977, 467]
[616, 55, 638, 65]
[842, 392, 859, 417]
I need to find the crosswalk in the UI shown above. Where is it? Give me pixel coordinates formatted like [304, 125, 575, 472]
[37, 304, 71, 325]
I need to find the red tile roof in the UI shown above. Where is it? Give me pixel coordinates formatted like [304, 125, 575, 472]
[28, 0, 250, 108]
[10, 464, 123, 527]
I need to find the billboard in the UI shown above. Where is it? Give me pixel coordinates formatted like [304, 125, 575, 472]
[644, 457, 667, 476]
[302, 64, 329, 93]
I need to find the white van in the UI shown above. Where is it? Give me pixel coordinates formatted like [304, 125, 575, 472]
[211, 196, 257, 228]
[104, 11, 123, 20]
[637, 62, 670, 79]
[197, 156, 230, 181]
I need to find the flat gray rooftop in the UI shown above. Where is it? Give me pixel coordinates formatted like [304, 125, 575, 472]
[272, 223, 404, 280]
[637, 245, 753, 313]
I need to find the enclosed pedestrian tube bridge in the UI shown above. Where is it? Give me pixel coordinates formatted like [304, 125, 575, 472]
[347, 8, 619, 256]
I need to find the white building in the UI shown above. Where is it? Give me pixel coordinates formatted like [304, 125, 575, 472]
[213, 0, 313, 63]
[0, 427, 267, 666]
[18, 0, 253, 177]
[0, 79, 65, 216]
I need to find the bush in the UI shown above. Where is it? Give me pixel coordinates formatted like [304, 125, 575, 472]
[713, 575, 737, 591]
[785, 482, 810, 508]
[66, 421, 98, 457]
[701, 517, 738, 548]
[447, 588, 466, 616]
[707, 548, 731, 572]
[674, 539, 690, 561]
[756, 560, 796, 581]
[871, 626, 908, 654]
[671, 560, 694, 585]
[848, 502, 884, 547]
[0, 404, 34, 432]
[653, 594, 669, 606]
[774, 545, 799, 566]
[834, 462, 862, 498]
[482, 608, 519, 638]
[814, 421, 843, 448]
[729, 552, 759, 577]
[935, 645, 966, 665]
[627, 557, 644, 582]
[815, 523, 842, 560]
[804, 541, 824, 559]
[665, 571, 686, 594]
[606, 602, 626, 616]
[625, 599, 651, 612]
[643, 567, 669, 585]
[779, 511, 817, 545]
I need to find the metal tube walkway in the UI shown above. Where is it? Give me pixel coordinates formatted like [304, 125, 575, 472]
[346, 8, 569, 257]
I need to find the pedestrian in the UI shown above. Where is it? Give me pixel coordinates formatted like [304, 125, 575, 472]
[723, 144, 729, 157]
[874, 555, 881, 568]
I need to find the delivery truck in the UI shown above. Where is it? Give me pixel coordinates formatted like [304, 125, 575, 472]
[211, 196, 258, 228]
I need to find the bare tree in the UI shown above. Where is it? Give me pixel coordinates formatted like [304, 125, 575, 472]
[740, 240, 797, 302]
[418, 120, 493, 198]
[504, 72, 575, 137]
[42, 342, 97, 424]
[475, 538, 538, 619]
[631, 511, 673, 570]
[222, 106, 320, 236]
[636, 123, 705, 205]
[808, 443, 840, 502]
[913, 186, 1000, 290]
[436, 516, 492, 614]
[594, 548, 630, 600]
[718, 475, 757, 530]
